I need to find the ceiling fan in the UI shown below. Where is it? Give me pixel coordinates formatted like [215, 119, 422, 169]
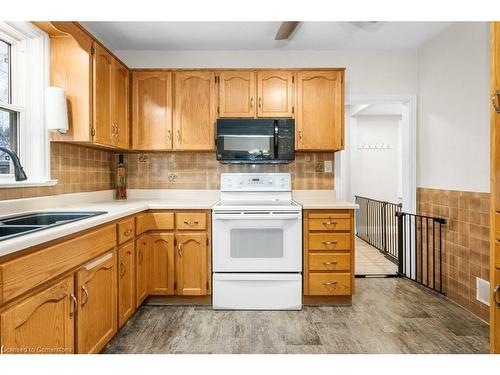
[274, 21, 380, 41]
[274, 22, 300, 40]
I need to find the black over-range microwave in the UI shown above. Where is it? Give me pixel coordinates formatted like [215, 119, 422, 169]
[216, 119, 295, 164]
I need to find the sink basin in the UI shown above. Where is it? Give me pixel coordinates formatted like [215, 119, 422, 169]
[1, 212, 103, 226]
[0, 225, 44, 237]
[0, 211, 107, 241]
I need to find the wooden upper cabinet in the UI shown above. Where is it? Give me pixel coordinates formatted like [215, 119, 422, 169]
[0, 275, 75, 354]
[173, 71, 217, 150]
[93, 44, 114, 147]
[257, 71, 294, 118]
[118, 242, 135, 328]
[36, 22, 94, 143]
[113, 60, 130, 149]
[296, 70, 344, 151]
[76, 251, 117, 354]
[218, 71, 256, 118]
[176, 233, 208, 296]
[148, 233, 175, 296]
[132, 71, 173, 151]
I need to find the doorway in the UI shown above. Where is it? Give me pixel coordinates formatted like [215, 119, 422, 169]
[335, 95, 417, 276]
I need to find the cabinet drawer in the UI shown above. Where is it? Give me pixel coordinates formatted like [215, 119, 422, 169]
[308, 273, 351, 296]
[0, 225, 116, 304]
[176, 213, 206, 230]
[308, 233, 351, 251]
[308, 217, 351, 232]
[308, 253, 351, 272]
[117, 218, 135, 245]
[135, 212, 174, 235]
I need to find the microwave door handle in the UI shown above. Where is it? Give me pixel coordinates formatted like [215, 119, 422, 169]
[274, 120, 279, 157]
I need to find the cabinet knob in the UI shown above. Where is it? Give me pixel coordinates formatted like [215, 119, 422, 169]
[120, 261, 126, 277]
[493, 89, 500, 114]
[123, 228, 133, 237]
[494, 284, 500, 308]
[81, 285, 89, 307]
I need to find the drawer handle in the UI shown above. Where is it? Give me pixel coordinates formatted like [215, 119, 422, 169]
[494, 284, 500, 308]
[323, 261, 337, 266]
[81, 285, 89, 308]
[123, 228, 133, 236]
[183, 220, 199, 225]
[322, 241, 338, 246]
[322, 219, 338, 226]
[322, 281, 338, 286]
[69, 293, 78, 317]
[120, 261, 126, 277]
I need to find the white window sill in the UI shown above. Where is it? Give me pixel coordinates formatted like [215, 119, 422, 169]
[0, 179, 58, 188]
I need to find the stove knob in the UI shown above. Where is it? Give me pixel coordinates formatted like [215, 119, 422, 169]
[239, 179, 243, 185]
[268, 178, 273, 184]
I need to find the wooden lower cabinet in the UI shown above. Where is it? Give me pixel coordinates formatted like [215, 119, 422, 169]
[303, 209, 355, 302]
[118, 242, 136, 328]
[76, 251, 117, 354]
[0, 275, 75, 354]
[176, 233, 208, 296]
[135, 235, 149, 307]
[148, 233, 175, 295]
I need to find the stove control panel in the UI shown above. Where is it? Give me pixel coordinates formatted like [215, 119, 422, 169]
[221, 173, 291, 191]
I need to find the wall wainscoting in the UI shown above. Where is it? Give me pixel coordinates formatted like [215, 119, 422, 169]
[417, 187, 490, 322]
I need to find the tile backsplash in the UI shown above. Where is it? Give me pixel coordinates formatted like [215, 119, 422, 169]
[125, 152, 334, 190]
[417, 187, 490, 322]
[0, 146, 334, 201]
[0, 143, 115, 201]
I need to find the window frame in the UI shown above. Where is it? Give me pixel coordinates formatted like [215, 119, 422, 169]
[0, 22, 55, 187]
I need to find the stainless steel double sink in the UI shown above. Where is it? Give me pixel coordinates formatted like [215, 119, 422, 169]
[0, 211, 107, 241]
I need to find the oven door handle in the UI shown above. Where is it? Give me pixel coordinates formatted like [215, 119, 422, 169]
[213, 213, 301, 220]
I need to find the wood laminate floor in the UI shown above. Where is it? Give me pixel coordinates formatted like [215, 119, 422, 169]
[103, 278, 489, 354]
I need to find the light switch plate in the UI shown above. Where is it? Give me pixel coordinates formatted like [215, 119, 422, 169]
[324, 160, 333, 173]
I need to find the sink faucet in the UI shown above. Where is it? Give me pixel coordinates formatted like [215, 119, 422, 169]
[0, 147, 27, 181]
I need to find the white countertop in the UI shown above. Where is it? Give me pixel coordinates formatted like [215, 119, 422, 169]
[0, 189, 220, 258]
[292, 190, 359, 210]
[0, 188, 357, 258]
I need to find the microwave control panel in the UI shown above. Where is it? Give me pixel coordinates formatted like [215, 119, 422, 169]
[220, 173, 291, 191]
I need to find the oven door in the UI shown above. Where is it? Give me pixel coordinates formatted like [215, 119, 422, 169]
[212, 211, 302, 272]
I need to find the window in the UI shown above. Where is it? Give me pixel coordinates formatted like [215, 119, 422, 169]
[0, 22, 54, 187]
[0, 39, 19, 176]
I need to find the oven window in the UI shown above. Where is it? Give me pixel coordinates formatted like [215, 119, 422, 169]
[230, 228, 284, 258]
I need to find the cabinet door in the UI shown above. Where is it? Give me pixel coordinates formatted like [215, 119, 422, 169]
[132, 71, 173, 150]
[148, 233, 175, 295]
[173, 71, 217, 150]
[296, 70, 344, 151]
[493, 269, 500, 353]
[118, 242, 135, 328]
[257, 71, 294, 118]
[113, 60, 130, 149]
[135, 235, 149, 307]
[0, 275, 75, 354]
[176, 233, 207, 296]
[76, 251, 117, 354]
[218, 71, 256, 118]
[93, 43, 114, 147]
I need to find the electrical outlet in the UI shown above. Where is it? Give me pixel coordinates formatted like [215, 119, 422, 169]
[168, 173, 177, 182]
[476, 278, 490, 305]
[324, 160, 333, 173]
[315, 162, 324, 172]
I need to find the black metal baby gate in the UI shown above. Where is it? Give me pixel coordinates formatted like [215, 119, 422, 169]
[355, 196, 447, 293]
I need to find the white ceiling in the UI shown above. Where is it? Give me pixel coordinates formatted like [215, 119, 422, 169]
[81, 21, 451, 51]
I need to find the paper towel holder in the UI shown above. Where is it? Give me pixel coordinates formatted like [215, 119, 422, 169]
[45, 86, 69, 134]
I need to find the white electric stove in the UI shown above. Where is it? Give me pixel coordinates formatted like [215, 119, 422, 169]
[212, 173, 302, 310]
